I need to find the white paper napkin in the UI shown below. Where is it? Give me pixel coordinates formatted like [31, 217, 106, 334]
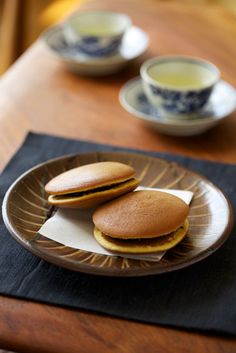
[39, 188, 193, 262]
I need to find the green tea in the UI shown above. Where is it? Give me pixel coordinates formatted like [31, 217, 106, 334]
[148, 62, 216, 89]
[150, 72, 206, 88]
[79, 25, 118, 36]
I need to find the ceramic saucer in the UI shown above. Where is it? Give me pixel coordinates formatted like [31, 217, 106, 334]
[119, 78, 236, 136]
[42, 26, 149, 76]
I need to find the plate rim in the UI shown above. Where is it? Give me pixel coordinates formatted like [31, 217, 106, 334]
[2, 150, 234, 276]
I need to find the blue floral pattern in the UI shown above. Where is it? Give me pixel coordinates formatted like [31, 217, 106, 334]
[77, 36, 122, 56]
[50, 28, 122, 57]
[51, 34, 121, 57]
[136, 92, 212, 120]
[137, 93, 162, 118]
[149, 84, 212, 114]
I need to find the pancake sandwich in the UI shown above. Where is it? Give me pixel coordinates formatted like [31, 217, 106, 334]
[93, 190, 189, 253]
[45, 161, 140, 208]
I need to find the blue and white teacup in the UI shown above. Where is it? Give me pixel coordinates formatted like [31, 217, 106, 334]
[63, 11, 131, 57]
[140, 56, 220, 119]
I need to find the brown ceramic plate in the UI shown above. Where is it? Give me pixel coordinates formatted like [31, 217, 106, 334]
[2, 151, 234, 276]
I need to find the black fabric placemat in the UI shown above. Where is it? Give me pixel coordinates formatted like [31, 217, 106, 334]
[0, 132, 236, 335]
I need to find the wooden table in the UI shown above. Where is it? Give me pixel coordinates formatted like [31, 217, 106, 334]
[0, 1, 236, 352]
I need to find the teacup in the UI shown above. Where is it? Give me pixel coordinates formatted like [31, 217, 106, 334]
[140, 56, 220, 119]
[63, 10, 131, 57]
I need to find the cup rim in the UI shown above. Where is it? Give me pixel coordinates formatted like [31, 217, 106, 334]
[66, 10, 132, 38]
[140, 55, 220, 91]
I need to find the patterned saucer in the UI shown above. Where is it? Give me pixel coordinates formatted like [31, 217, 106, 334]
[119, 78, 236, 136]
[42, 26, 149, 76]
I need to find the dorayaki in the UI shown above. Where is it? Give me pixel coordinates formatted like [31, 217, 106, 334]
[45, 161, 140, 208]
[92, 190, 189, 253]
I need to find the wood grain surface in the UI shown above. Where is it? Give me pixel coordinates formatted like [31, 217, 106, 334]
[0, 0, 236, 352]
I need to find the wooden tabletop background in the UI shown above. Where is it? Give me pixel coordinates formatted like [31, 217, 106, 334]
[0, 0, 236, 352]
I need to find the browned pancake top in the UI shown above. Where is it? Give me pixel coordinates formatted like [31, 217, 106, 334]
[93, 190, 189, 239]
[45, 161, 135, 195]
